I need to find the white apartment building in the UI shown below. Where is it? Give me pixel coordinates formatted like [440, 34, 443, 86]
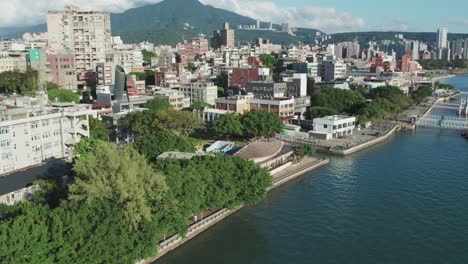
[112, 44, 144, 74]
[47, 5, 112, 72]
[154, 89, 190, 110]
[179, 82, 218, 105]
[0, 52, 27, 73]
[0, 104, 96, 176]
[310, 115, 356, 140]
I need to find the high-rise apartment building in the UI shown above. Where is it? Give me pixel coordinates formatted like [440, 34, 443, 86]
[211, 22, 235, 49]
[47, 5, 112, 72]
[464, 40, 468, 60]
[437, 28, 448, 49]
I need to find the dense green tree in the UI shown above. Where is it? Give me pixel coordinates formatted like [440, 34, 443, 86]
[50, 200, 159, 264]
[369, 85, 412, 111]
[133, 131, 197, 163]
[32, 180, 67, 208]
[187, 62, 196, 71]
[311, 88, 366, 114]
[157, 110, 204, 137]
[187, 101, 213, 111]
[142, 49, 156, 64]
[294, 145, 316, 159]
[129, 71, 155, 86]
[119, 110, 158, 137]
[48, 89, 80, 103]
[0, 203, 54, 264]
[0, 200, 160, 264]
[305, 106, 339, 120]
[120, 109, 203, 138]
[70, 141, 167, 228]
[89, 117, 110, 141]
[212, 114, 243, 139]
[418, 59, 468, 70]
[0, 69, 39, 95]
[411, 86, 433, 104]
[217, 86, 225, 97]
[357, 101, 386, 123]
[73, 138, 103, 158]
[155, 155, 272, 215]
[144, 98, 173, 112]
[241, 110, 285, 138]
[259, 54, 277, 73]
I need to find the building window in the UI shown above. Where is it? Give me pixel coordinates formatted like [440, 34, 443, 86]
[43, 132, 51, 139]
[1, 152, 12, 161]
[43, 143, 53, 150]
[30, 122, 39, 129]
[0, 127, 9, 135]
[32, 145, 41, 153]
[0, 139, 11, 149]
[323, 124, 328, 129]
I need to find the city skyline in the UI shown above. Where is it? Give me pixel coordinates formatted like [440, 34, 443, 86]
[1, 0, 468, 33]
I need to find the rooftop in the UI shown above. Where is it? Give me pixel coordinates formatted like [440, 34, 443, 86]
[157, 152, 197, 160]
[0, 160, 72, 196]
[314, 115, 355, 122]
[234, 140, 284, 163]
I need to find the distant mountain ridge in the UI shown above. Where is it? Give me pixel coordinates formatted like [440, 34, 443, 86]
[2, 0, 468, 47]
[0, 0, 322, 45]
[328, 31, 468, 47]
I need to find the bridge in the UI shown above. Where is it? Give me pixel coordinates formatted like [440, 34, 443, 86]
[416, 115, 468, 130]
[429, 98, 468, 116]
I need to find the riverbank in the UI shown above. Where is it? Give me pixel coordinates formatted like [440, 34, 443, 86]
[141, 157, 329, 264]
[432, 74, 456, 81]
[330, 124, 400, 156]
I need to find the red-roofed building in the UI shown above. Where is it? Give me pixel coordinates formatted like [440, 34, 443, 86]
[231, 68, 259, 88]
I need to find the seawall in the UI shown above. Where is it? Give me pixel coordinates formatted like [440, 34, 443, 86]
[331, 125, 400, 156]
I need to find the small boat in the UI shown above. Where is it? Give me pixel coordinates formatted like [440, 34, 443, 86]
[462, 130, 468, 139]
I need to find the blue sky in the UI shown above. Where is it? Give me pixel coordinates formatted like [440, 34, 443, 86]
[1, 0, 467, 33]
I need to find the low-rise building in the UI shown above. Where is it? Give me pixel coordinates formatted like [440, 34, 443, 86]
[215, 94, 295, 121]
[154, 89, 189, 110]
[199, 108, 229, 123]
[309, 115, 356, 140]
[0, 52, 27, 73]
[0, 104, 95, 176]
[179, 82, 218, 105]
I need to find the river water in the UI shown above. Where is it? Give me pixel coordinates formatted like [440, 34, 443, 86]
[156, 75, 468, 264]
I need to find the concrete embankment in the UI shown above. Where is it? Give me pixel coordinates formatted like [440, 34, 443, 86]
[331, 125, 400, 156]
[270, 158, 329, 189]
[140, 157, 328, 264]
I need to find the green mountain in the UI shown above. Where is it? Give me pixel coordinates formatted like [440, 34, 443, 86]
[0, 0, 322, 45]
[111, 0, 322, 45]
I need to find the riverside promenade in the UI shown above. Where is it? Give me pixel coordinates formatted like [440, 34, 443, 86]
[139, 156, 328, 264]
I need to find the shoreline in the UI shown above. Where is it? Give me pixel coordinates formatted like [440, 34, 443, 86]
[330, 124, 400, 156]
[141, 76, 463, 263]
[141, 157, 329, 264]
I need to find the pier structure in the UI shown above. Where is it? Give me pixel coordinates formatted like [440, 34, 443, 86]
[416, 115, 468, 130]
[459, 99, 468, 116]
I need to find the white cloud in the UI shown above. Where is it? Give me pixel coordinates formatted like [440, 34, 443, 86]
[373, 18, 410, 32]
[0, 0, 366, 33]
[0, 0, 162, 27]
[200, 0, 366, 33]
